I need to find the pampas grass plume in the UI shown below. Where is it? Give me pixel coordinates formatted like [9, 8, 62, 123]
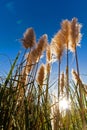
[46, 63, 51, 75]
[46, 44, 52, 62]
[37, 34, 48, 55]
[37, 64, 45, 86]
[61, 19, 70, 45]
[71, 69, 82, 84]
[22, 27, 36, 49]
[51, 30, 65, 60]
[69, 18, 82, 52]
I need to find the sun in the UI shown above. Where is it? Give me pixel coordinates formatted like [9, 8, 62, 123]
[59, 97, 70, 111]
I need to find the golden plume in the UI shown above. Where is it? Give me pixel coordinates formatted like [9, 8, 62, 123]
[69, 18, 82, 52]
[46, 63, 51, 75]
[27, 34, 48, 64]
[37, 64, 46, 86]
[51, 30, 65, 60]
[28, 48, 39, 63]
[46, 44, 52, 62]
[23, 34, 48, 77]
[61, 19, 70, 46]
[37, 34, 48, 56]
[71, 69, 82, 84]
[22, 27, 36, 49]
[25, 52, 33, 73]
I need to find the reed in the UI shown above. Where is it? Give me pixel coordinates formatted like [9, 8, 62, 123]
[0, 18, 87, 130]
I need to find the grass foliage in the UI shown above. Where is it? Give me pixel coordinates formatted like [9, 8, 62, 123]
[0, 18, 87, 130]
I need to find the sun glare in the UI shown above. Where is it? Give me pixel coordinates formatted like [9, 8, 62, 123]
[59, 97, 70, 111]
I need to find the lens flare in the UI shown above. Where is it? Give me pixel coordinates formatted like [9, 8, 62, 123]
[59, 97, 70, 111]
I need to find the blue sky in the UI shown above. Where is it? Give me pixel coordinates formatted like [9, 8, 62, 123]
[0, 0, 87, 82]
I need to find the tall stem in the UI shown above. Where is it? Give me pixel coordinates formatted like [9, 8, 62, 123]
[75, 46, 79, 76]
[66, 43, 69, 99]
[75, 46, 86, 129]
[38, 86, 41, 107]
[66, 43, 69, 130]
[46, 74, 49, 103]
[58, 59, 61, 99]
[57, 59, 61, 130]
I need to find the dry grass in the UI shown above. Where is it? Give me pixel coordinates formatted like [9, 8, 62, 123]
[0, 18, 87, 130]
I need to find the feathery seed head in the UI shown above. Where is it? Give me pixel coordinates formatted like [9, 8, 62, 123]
[61, 20, 71, 45]
[38, 34, 48, 49]
[30, 48, 40, 63]
[22, 27, 36, 49]
[26, 34, 48, 65]
[37, 64, 46, 86]
[37, 34, 48, 57]
[71, 69, 82, 84]
[46, 63, 51, 75]
[25, 52, 33, 73]
[46, 44, 52, 62]
[51, 30, 65, 60]
[69, 18, 82, 52]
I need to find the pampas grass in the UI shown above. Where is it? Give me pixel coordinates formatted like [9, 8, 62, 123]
[0, 18, 87, 130]
[22, 27, 36, 49]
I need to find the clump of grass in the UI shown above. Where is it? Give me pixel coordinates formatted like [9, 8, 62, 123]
[0, 19, 87, 130]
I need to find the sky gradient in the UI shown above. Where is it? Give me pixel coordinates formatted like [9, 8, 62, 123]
[0, 0, 87, 82]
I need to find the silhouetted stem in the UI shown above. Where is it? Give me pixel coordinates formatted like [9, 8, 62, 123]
[66, 43, 69, 130]
[75, 46, 86, 129]
[38, 85, 42, 107]
[75, 46, 79, 76]
[66, 44, 69, 100]
[57, 59, 61, 130]
[46, 75, 49, 103]
[58, 59, 61, 99]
